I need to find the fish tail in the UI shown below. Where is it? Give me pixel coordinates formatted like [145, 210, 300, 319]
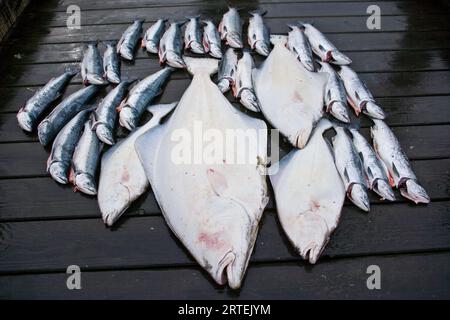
[135, 19, 145, 24]
[185, 15, 201, 20]
[249, 9, 267, 16]
[102, 40, 118, 46]
[184, 56, 219, 76]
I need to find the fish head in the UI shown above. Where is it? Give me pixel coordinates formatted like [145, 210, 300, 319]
[17, 111, 33, 132]
[226, 32, 243, 49]
[363, 101, 386, 120]
[400, 179, 430, 204]
[48, 162, 69, 184]
[37, 120, 54, 146]
[74, 173, 97, 195]
[329, 101, 350, 123]
[348, 183, 370, 212]
[373, 179, 396, 201]
[209, 45, 223, 59]
[166, 51, 186, 68]
[95, 124, 115, 145]
[217, 78, 231, 93]
[145, 41, 159, 54]
[190, 42, 205, 54]
[240, 89, 260, 112]
[119, 107, 138, 131]
[329, 50, 352, 65]
[106, 71, 121, 84]
[100, 183, 132, 226]
[254, 41, 270, 56]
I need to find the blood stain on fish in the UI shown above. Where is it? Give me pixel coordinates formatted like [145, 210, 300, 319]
[198, 232, 226, 250]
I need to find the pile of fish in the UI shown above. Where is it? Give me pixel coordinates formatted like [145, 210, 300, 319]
[16, 8, 430, 290]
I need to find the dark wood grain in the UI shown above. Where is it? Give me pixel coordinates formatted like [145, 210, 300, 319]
[2, 251, 449, 299]
[0, 158, 447, 221]
[0, 201, 449, 274]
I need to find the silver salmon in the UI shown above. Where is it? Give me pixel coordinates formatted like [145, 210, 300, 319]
[202, 20, 222, 59]
[117, 20, 144, 60]
[184, 16, 205, 54]
[217, 47, 238, 93]
[247, 10, 270, 56]
[159, 21, 186, 68]
[103, 41, 121, 84]
[142, 19, 167, 54]
[81, 42, 107, 85]
[219, 7, 243, 48]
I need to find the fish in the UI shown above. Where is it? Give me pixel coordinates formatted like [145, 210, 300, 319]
[142, 19, 167, 54]
[202, 20, 222, 59]
[92, 81, 132, 145]
[338, 65, 386, 119]
[70, 118, 103, 195]
[38, 85, 101, 146]
[135, 57, 269, 289]
[159, 21, 186, 68]
[118, 66, 173, 131]
[217, 47, 238, 93]
[47, 108, 93, 184]
[81, 42, 107, 85]
[103, 41, 121, 84]
[349, 127, 395, 201]
[233, 50, 260, 112]
[286, 24, 315, 72]
[99, 102, 177, 227]
[331, 126, 370, 212]
[371, 119, 430, 204]
[269, 119, 345, 263]
[317, 61, 350, 123]
[184, 16, 205, 54]
[247, 10, 270, 56]
[117, 20, 144, 60]
[252, 35, 327, 149]
[218, 7, 243, 48]
[302, 22, 352, 65]
[17, 67, 78, 132]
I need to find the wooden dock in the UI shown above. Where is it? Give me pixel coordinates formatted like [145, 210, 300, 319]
[0, 0, 449, 299]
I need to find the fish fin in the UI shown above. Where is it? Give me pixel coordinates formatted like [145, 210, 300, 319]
[184, 56, 219, 76]
[206, 168, 229, 197]
[145, 102, 178, 120]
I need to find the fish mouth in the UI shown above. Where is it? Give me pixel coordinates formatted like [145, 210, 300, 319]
[146, 42, 159, 54]
[209, 45, 223, 59]
[226, 33, 243, 48]
[74, 173, 97, 195]
[329, 50, 352, 65]
[400, 179, 430, 204]
[119, 106, 137, 131]
[300, 59, 315, 72]
[348, 183, 370, 212]
[119, 49, 134, 60]
[363, 101, 386, 120]
[240, 89, 260, 112]
[86, 74, 108, 85]
[48, 162, 69, 184]
[373, 179, 395, 201]
[329, 101, 350, 123]
[190, 42, 205, 54]
[217, 79, 231, 93]
[17, 111, 33, 132]
[213, 250, 248, 290]
[166, 52, 186, 68]
[106, 72, 121, 84]
[95, 124, 115, 145]
[254, 41, 270, 56]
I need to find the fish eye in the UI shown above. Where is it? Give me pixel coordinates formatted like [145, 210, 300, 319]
[318, 44, 326, 52]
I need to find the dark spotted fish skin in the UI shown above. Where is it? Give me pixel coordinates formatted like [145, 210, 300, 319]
[117, 20, 144, 60]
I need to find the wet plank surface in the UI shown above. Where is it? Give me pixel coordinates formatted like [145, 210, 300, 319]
[0, 0, 449, 299]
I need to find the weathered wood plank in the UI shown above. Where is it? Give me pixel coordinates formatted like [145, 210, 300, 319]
[6, 14, 450, 46]
[0, 201, 448, 274]
[2, 251, 449, 299]
[1, 49, 449, 89]
[31, 0, 420, 13]
[0, 124, 448, 178]
[20, 2, 448, 28]
[0, 158, 447, 221]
